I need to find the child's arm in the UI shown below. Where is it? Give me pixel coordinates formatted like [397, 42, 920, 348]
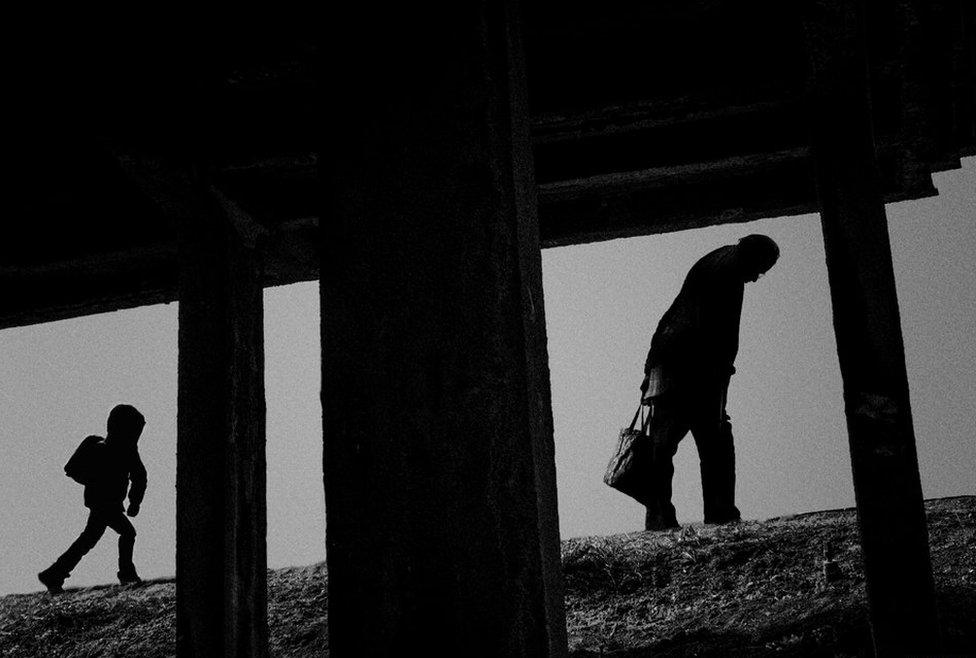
[127, 452, 148, 516]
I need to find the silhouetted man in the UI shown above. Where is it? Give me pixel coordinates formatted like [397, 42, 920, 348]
[38, 404, 148, 593]
[641, 234, 779, 530]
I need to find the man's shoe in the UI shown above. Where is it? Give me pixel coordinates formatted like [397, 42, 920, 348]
[704, 504, 742, 526]
[704, 515, 742, 526]
[117, 570, 142, 586]
[645, 517, 680, 531]
[38, 569, 64, 594]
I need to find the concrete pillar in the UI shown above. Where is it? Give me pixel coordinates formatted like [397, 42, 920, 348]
[321, 2, 567, 656]
[803, 1, 940, 654]
[176, 209, 268, 657]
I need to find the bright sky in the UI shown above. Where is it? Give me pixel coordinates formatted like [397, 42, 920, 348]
[1, 158, 972, 595]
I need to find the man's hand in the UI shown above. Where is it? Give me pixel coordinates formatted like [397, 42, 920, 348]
[127, 503, 140, 518]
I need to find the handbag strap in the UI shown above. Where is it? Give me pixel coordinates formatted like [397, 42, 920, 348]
[628, 398, 650, 432]
[640, 403, 652, 433]
[628, 404, 641, 431]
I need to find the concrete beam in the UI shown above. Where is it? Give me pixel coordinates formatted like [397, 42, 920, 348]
[0, 245, 176, 331]
[320, 1, 567, 655]
[804, 1, 940, 654]
[176, 207, 268, 657]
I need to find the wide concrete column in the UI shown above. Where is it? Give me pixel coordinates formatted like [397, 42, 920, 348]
[176, 209, 268, 657]
[804, 1, 939, 654]
[321, 2, 567, 656]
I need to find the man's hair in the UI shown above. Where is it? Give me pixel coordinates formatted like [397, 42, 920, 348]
[107, 404, 145, 436]
[737, 234, 780, 272]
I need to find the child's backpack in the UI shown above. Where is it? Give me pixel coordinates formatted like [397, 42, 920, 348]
[64, 435, 103, 485]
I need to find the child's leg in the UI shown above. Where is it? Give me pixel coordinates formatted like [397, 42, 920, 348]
[45, 509, 109, 579]
[105, 511, 137, 578]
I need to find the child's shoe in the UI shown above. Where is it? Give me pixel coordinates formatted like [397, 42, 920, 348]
[117, 569, 142, 586]
[37, 569, 65, 594]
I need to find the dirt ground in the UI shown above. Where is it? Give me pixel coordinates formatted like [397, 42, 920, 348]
[0, 496, 972, 657]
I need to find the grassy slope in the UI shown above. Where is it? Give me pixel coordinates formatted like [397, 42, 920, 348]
[563, 496, 975, 656]
[1, 497, 972, 657]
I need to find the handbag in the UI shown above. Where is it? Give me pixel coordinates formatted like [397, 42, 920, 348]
[603, 401, 653, 505]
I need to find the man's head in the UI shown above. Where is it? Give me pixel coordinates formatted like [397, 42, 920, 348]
[735, 234, 779, 282]
[107, 404, 145, 443]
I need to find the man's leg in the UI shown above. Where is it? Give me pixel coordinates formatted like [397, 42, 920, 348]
[691, 383, 741, 524]
[105, 510, 139, 583]
[41, 509, 109, 585]
[644, 396, 689, 530]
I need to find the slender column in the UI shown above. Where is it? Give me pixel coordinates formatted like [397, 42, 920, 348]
[321, 1, 567, 655]
[804, 2, 939, 654]
[176, 209, 268, 657]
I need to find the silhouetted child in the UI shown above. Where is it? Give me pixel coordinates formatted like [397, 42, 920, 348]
[38, 404, 148, 593]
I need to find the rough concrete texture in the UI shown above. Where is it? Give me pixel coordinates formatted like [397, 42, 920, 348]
[320, 2, 567, 656]
[4, 3, 973, 330]
[176, 212, 268, 657]
[804, 0, 939, 652]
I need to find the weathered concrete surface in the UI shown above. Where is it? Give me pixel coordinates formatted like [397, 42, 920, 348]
[4, 2, 973, 330]
[176, 209, 268, 657]
[805, 1, 940, 653]
[320, 2, 567, 656]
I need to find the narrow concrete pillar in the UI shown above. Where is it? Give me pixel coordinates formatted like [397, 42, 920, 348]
[176, 210, 268, 657]
[804, 1, 940, 654]
[321, 2, 567, 656]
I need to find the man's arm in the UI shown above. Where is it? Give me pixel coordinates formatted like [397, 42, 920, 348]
[127, 452, 147, 516]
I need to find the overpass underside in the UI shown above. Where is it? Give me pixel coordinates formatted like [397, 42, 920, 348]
[4, 1, 974, 656]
